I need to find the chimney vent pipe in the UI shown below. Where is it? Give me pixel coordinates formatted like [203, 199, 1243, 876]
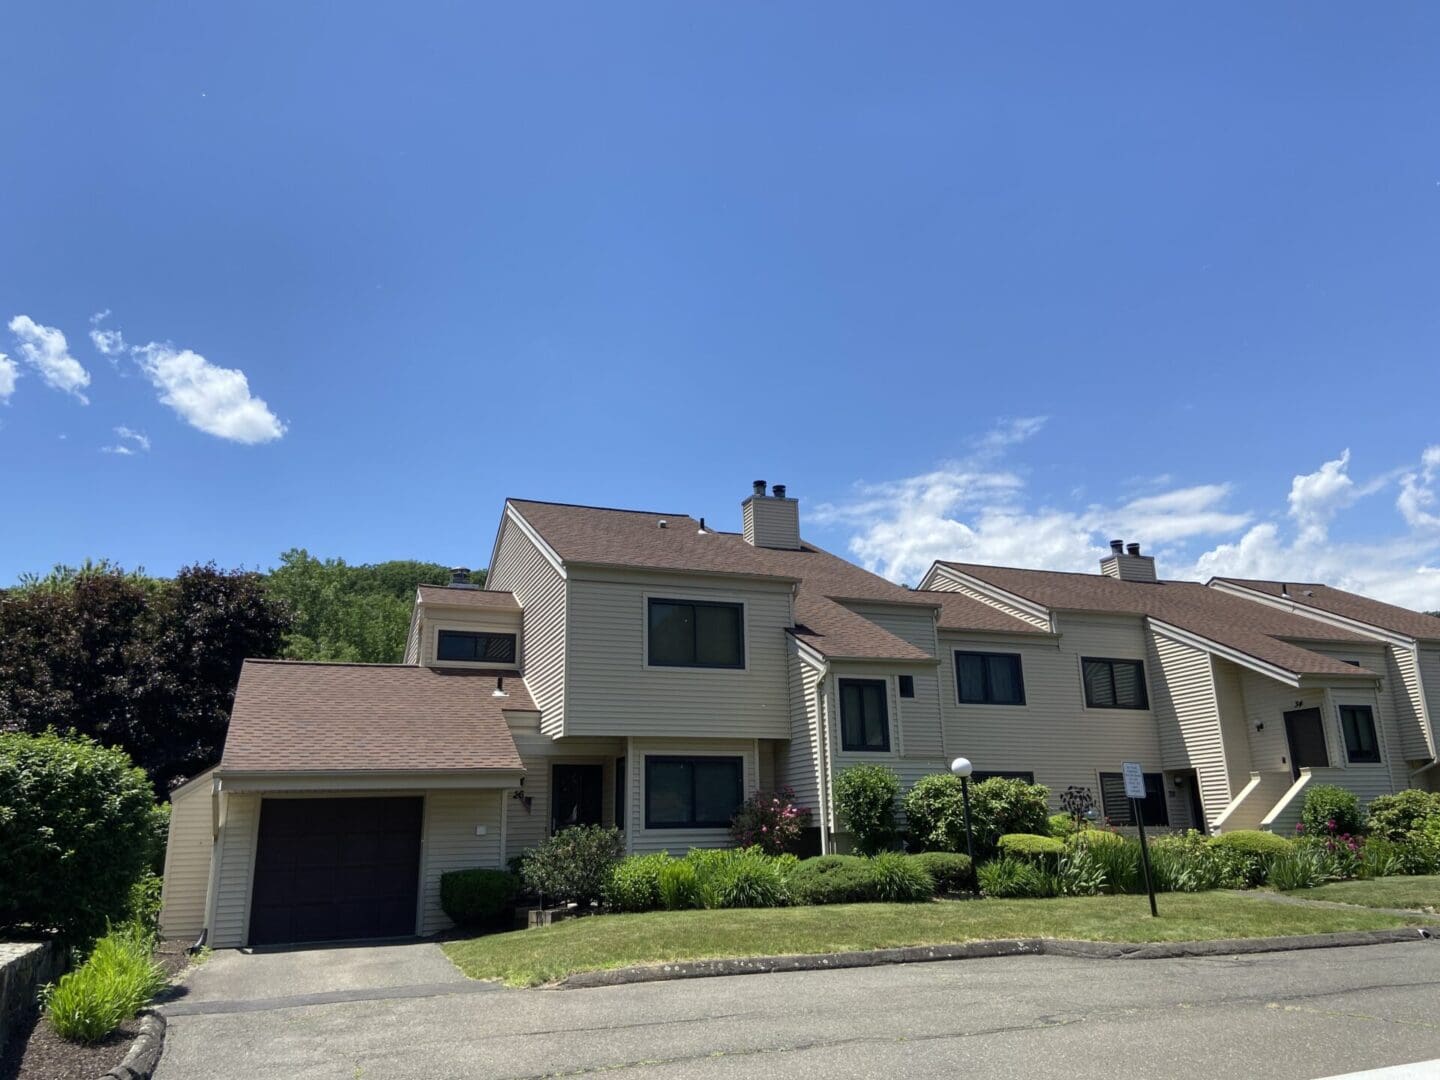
[449, 567, 471, 586]
[753, 480, 767, 497]
[1126, 543, 1141, 557]
[772, 484, 787, 499]
[1109, 540, 1124, 556]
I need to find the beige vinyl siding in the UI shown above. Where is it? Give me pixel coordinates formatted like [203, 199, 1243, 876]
[419, 791, 503, 936]
[1419, 648, 1440, 759]
[757, 740, 776, 790]
[843, 605, 944, 758]
[488, 518, 567, 735]
[781, 641, 825, 814]
[209, 792, 260, 949]
[627, 738, 758, 854]
[564, 574, 791, 739]
[1300, 643, 1410, 795]
[1212, 659, 1255, 802]
[159, 773, 214, 941]
[1391, 647, 1433, 760]
[742, 498, 801, 550]
[930, 575, 1051, 631]
[937, 615, 1164, 814]
[1147, 629, 1231, 825]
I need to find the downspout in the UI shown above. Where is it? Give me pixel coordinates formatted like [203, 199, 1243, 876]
[813, 660, 834, 855]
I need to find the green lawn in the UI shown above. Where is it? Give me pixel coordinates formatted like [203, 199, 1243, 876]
[442, 892, 1426, 987]
[1293, 875, 1440, 913]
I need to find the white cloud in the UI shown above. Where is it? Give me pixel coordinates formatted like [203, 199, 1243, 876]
[0, 353, 17, 402]
[7, 315, 91, 402]
[825, 432, 1440, 610]
[88, 310, 127, 359]
[133, 342, 285, 444]
[101, 426, 150, 455]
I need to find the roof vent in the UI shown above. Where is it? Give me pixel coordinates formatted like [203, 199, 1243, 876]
[492, 676, 507, 698]
[657, 519, 667, 529]
[697, 516, 707, 535]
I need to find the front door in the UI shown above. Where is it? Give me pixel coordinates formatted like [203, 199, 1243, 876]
[551, 764, 604, 834]
[1284, 708, 1330, 779]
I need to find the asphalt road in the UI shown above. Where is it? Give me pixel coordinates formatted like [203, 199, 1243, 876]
[155, 940, 1440, 1080]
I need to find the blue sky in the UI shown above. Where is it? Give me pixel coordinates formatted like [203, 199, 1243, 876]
[3, 4, 1439, 604]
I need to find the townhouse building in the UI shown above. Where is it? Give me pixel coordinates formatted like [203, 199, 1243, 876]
[159, 484, 1440, 947]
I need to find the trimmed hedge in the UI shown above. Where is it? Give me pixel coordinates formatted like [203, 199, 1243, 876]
[788, 855, 876, 905]
[998, 833, 1066, 860]
[440, 869, 519, 927]
[909, 851, 973, 893]
[603, 853, 670, 913]
[1208, 830, 1293, 857]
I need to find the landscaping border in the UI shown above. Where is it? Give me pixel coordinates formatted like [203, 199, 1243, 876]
[97, 1009, 166, 1080]
[555, 926, 1435, 988]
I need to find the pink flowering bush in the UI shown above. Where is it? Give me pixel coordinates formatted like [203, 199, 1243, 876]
[729, 787, 813, 855]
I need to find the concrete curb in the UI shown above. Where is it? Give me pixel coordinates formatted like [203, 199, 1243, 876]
[98, 1009, 166, 1080]
[555, 927, 1435, 989]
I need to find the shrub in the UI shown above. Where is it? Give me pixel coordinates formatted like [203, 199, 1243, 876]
[601, 854, 669, 913]
[440, 868, 519, 927]
[788, 855, 877, 905]
[658, 860, 704, 910]
[0, 731, 161, 943]
[126, 873, 164, 939]
[1266, 847, 1330, 891]
[1209, 830, 1292, 888]
[1148, 831, 1223, 893]
[1047, 813, 1077, 840]
[968, 778, 1051, 856]
[902, 774, 969, 853]
[1366, 790, 1440, 841]
[868, 852, 933, 902]
[520, 825, 624, 906]
[1300, 785, 1364, 838]
[909, 852, 973, 894]
[833, 765, 900, 854]
[704, 849, 790, 908]
[977, 856, 1053, 898]
[45, 923, 167, 1044]
[1356, 836, 1408, 879]
[729, 787, 813, 855]
[997, 833, 1066, 861]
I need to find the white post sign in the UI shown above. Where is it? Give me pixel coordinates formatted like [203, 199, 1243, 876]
[1121, 761, 1146, 800]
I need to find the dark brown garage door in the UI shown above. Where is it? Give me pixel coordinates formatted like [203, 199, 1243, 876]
[248, 797, 423, 947]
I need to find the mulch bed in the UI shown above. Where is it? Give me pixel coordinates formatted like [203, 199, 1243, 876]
[0, 940, 190, 1080]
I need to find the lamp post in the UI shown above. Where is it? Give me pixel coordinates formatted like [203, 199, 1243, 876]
[950, 757, 975, 863]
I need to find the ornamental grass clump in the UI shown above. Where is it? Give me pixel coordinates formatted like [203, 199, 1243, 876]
[868, 852, 933, 902]
[44, 923, 167, 1044]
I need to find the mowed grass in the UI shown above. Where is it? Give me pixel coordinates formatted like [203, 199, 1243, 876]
[442, 892, 1426, 987]
[1294, 875, 1440, 913]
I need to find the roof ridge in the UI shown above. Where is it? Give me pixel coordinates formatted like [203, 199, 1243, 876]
[243, 658, 421, 669]
[945, 560, 1201, 587]
[508, 497, 694, 518]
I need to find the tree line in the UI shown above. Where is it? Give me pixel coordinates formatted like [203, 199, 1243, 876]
[0, 551, 483, 792]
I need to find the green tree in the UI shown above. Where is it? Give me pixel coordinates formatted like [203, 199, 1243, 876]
[265, 549, 481, 663]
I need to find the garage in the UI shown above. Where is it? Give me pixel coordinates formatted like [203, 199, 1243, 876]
[248, 796, 424, 946]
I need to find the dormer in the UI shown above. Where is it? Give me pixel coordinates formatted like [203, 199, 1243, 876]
[405, 568, 524, 669]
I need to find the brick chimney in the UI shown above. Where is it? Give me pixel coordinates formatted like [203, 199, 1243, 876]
[742, 480, 801, 550]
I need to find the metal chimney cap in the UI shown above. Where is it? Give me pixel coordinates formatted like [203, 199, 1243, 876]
[1126, 543, 1141, 556]
[772, 484, 787, 499]
[753, 480, 768, 497]
[1109, 540, 1124, 555]
[449, 567, 472, 586]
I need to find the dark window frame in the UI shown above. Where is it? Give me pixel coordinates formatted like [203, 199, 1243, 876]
[1081, 656, 1150, 710]
[643, 755, 744, 829]
[645, 598, 746, 670]
[1338, 705, 1381, 764]
[1098, 771, 1169, 826]
[436, 628, 517, 665]
[838, 677, 891, 752]
[953, 651, 1027, 706]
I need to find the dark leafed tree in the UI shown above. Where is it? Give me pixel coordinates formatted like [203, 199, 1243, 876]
[0, 562, 291, 791]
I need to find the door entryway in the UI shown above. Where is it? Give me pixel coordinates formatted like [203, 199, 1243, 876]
[1284, 708, 1330, 780]
[551, 764, 604, 833]
[248, 796, 423, 947]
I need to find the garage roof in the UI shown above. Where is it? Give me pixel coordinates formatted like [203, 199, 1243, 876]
[220, 660, 527, 774]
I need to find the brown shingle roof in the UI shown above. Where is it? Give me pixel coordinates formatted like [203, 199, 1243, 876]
[937, 562, 1378, 679]
[220, 660, 527, 774]
[1213, 578, 1440, 642]
[919, 590, 1050, 635]
[416, 585, 520, 610]
[508, 499, 934, 661]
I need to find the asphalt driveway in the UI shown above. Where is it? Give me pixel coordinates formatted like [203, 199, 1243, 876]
[154, 940, 1440, 1080]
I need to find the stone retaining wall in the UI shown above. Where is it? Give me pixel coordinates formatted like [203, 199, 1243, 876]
[0, 941, 65, 1049]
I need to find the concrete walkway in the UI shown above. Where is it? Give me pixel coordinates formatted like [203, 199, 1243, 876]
[153, 940, 1440, 1080]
